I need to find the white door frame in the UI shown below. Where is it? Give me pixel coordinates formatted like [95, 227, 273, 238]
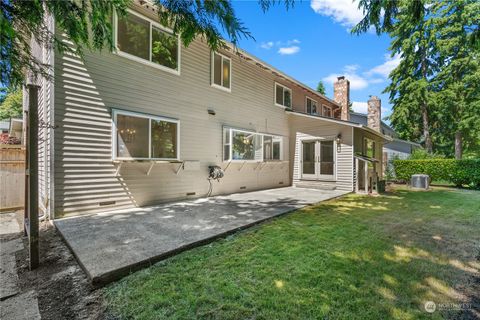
[300, 138, 336, 181]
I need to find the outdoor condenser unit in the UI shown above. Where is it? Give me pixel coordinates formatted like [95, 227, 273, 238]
[411, 174, 430, 190]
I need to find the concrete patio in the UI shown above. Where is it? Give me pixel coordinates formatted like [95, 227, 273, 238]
[54, 187, 349, 285]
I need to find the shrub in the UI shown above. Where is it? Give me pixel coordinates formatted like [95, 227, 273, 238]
[393, 159, 480, 188]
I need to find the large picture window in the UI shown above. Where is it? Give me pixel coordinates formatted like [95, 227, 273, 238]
[212, 52, 231, 91]
[275, 83, 292, 108]
[113, 110, 179, 160]
[116, 10, 179, 73]
[223, 128, 282, 161]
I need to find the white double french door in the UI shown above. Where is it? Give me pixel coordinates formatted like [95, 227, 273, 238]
[301, 140, 335, 180]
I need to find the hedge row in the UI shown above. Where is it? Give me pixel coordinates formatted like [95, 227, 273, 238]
[393, 159, 480, 187]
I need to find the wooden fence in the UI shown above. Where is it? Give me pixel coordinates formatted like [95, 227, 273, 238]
[0, 145, 25, 211]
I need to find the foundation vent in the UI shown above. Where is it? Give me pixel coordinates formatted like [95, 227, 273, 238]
[279, 181, 284, 185]
[186, 192, 196, 196]
[240, 186, 247, 190]
[99, 201, 116, 206]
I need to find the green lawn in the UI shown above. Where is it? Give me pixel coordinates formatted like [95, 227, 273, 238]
[106, 186, 480, 320]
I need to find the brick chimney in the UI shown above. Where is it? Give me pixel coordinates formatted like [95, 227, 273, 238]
[367, 95, 381, 132]
[334, 76, 350, 121]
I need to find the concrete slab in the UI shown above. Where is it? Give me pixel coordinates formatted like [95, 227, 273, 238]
[0, 213, 21, 236]
[0, 291, 41, 320]
[55, 187, 349, 285]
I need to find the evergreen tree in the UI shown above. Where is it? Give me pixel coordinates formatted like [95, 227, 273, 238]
[316, 81, 326, 95]
[385, 0, 436, 153]
[430, 0, 480, 159]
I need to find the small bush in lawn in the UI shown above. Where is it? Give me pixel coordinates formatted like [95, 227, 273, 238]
[393, 159, 480, 188]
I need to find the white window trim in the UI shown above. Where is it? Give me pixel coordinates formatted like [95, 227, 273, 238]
[305, 96, 318, 115]
[112, 109, 180, 161]
[113, 9, 181, 76]
[274, 82, 292, 109]
[322, 105, 333, 118]
[223, 127, 283, 162]
[211, 52, 232, 92]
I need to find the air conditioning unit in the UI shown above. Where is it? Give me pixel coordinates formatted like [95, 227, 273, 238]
[411, 174, 430, 190]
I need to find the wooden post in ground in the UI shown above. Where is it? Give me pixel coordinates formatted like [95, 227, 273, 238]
[25, 84, 40, 270]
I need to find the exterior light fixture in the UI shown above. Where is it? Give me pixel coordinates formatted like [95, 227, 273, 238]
[336, 133, 342, 144]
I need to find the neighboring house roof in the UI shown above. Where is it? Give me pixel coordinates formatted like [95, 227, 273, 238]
[390, 138, 422, 147]
[349, 112, 393, 132]
[286, 110, 393, 142]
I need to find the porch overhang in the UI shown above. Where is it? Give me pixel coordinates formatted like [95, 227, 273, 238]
[286, 111, 393, 142]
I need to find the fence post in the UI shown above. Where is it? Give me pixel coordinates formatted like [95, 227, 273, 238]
[25, 84, 40, 270]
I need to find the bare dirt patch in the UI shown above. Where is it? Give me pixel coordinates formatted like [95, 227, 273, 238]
[15, 221, 108, 320]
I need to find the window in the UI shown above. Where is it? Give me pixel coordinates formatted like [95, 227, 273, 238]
[275, 83, 292, 108]
[322, 105, 332, 118]
[223, 128, 282, 161]
[116, 10, 179, 73]
[364, 138, 376, 158]
[113, 110, 179, 160]
[212, 52, 231, 90]
[306, 97, 318, 115]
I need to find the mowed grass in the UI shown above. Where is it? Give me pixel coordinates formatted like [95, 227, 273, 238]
[106, 186, 480, 320]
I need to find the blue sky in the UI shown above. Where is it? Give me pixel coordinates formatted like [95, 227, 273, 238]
[229, 0, 400, 120]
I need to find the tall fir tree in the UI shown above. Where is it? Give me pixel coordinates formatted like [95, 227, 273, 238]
[385, 0, 437, 153]
[430, 0, 480, 159]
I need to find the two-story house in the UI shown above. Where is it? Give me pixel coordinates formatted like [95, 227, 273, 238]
[24, 1, 391, 219]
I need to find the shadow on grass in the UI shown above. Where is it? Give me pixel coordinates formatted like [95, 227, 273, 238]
[106, 187, 480, 320]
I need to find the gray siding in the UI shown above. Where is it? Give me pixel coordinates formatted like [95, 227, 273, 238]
[52, 19, 303, 216]
[48, 5, 356, 217]
[289, 116, 354, 192]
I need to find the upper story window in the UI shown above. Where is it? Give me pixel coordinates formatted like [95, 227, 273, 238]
[223, 127, 283, 162]
[212, 52, 231, 91]
[322, 105, 332, 118]
[116, 10, 180, 74]
[306, 97, 318, 115]
[113, 109, 179, 160]
[275, 83, 292, 108]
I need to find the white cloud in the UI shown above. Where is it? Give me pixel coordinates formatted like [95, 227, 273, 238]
[261, 39, 301, 55]
[322, 54, 402, 90]
[260, 41, 274, 49]
[310, 0, 363, 28]
[366, 54, 401, 78]
[323, 64, 368, 90]
[351, 101, 368, 113]
[278, 46, 300, 55]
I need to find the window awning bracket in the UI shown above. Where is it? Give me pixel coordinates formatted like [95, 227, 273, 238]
[115, 162, 123, 177]
[238, 161, 247, 171]
[175, 161, 185, 175]
[146, 162, 155, 176]
[223, 161, 232, 172]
